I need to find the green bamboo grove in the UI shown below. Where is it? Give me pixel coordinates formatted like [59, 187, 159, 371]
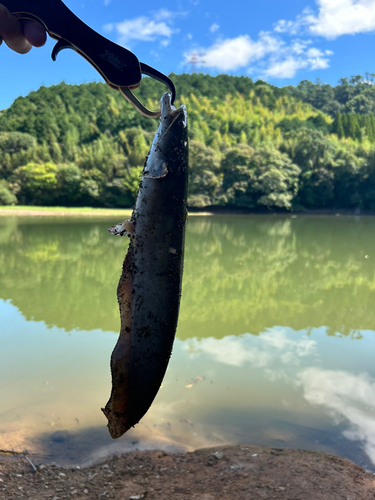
[1, 73, 375, 210]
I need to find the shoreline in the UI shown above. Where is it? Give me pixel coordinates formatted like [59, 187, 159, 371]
[0, 206, 373, 217]
[1, 444, 374, 499]
[0, 207, 215, 217]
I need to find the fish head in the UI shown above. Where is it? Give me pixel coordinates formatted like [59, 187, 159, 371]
[158, 93, 188, 168]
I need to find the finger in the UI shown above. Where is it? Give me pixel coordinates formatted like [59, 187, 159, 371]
[0, 4, 31, 54]
[23, 20, 47, 47]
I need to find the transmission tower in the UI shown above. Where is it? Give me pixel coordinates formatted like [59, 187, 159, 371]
[186, 53, 206, 73]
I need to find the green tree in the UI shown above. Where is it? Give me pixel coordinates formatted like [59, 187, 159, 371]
[282, 129, 336, 208]
[250, 147, 300, 209]
[348, 114, 361, 141]
[122, 166, 143, 203]
[79, 179, 100, 204]
[103, 167, 142, 207]
[18, 162, 58, 204]
[331, 112, 345, 138]
[217, 145, 254, 207]
[333, 149, 364, 208]
[0, 131, 36, 154]
[341, 113, 349, 137]
[345, 94, 373, 114]
[0, 181, 17, 205]
[188, 141, 221, 207]
[56, 164, 82, 204]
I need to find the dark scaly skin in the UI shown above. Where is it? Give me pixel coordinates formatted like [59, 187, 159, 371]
[102, 94, 188, 438]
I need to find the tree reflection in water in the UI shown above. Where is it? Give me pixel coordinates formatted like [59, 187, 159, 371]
[1, 214, 374, 339]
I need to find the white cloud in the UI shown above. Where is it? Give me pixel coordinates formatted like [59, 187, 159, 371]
[308, 0, 375, 38]
[184, 33, 282, 72]
[210, 23, 220, 34]
[291, 40, 311, 55]
[103, 0, 111, 5]
[274, 17, 306, 35]
[258, 36, 330, 79]
[153, 9, 179, 21]
[185, 31, 332, 79]
[259, 39, 324, 79]
[262, 52, 330, 79]
[103, 10, 180, 45]
[275, 0, 375, 40]
[306, 47, 323, 57]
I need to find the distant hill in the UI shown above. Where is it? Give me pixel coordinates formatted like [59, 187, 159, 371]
[1, 74, 375, 211]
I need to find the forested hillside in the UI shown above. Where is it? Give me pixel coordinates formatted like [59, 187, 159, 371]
[1, 73, 375, 210]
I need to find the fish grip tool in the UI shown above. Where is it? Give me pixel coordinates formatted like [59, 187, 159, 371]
[1, 0, 176, 118]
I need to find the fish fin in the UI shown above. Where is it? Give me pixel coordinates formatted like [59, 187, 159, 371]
[108, 220, 135, 237]
[143, 162, 168, 179]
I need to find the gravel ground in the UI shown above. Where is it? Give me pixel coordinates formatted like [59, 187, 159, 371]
[1, 445, 375, 499]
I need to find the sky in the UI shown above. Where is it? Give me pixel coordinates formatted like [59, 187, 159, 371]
[2, 0, 375, 109]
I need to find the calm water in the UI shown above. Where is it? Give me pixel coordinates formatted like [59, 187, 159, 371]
[1, 214, 375, 468]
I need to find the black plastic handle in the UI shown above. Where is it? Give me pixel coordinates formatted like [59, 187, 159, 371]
[1, 0, 142, 89]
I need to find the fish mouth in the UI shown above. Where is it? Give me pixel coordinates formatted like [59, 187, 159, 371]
[160, 92, 174, 118]
[160, 93, 187, 129]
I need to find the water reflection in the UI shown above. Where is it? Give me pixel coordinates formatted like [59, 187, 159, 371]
[297, 368, 375, 465]
[1, 215, 375, 337]
[1, 215, 375, 469]
[0, 217, 124, 332]
[184, 330, 316, 367]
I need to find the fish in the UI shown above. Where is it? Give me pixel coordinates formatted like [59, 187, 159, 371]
[102, 93, 188, 439]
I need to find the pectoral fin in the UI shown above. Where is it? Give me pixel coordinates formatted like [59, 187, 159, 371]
[108, 220, 135, 237]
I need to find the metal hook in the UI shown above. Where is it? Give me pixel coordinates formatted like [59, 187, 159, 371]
[120, 64, 176, 118]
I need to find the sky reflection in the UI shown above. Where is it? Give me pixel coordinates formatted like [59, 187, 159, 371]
[183, 329, 316, 367]
[297, 368, 375, 466]
[1, 298, 375, 468]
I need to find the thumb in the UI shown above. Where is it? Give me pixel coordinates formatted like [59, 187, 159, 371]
[0, 4, 31, 54]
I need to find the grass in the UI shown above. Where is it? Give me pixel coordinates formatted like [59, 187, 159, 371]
[0, 206, 214, 217]
[0, 206, 134, 217]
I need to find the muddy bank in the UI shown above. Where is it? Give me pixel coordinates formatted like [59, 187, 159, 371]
[1, 445, 374, 499]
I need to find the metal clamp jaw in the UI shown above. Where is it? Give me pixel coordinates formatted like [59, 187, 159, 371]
[1, 0, 176, 117]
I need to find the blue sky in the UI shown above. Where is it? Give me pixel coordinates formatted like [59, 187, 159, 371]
[2, 0, 375, 109]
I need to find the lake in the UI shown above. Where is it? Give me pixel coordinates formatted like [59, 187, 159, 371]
[1, 214, 375, 469]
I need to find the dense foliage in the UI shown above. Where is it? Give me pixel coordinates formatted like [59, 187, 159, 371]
[287, 74, 375, 116]
[1, 73, 375, 210]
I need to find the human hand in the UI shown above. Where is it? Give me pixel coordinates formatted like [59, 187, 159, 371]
[0, 4, 46, 54]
